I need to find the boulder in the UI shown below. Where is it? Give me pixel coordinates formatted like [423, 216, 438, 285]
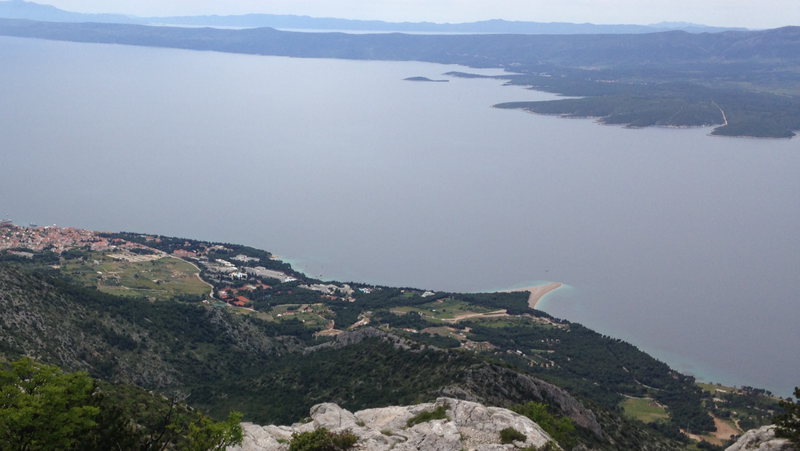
[724, 425, 793, 451]
[228, 397, 557, 451]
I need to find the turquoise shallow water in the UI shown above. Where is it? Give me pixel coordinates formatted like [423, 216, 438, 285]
[0, 36, 798, 396]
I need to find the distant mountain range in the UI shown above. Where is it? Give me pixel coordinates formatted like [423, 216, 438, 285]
[0, 0, 748, 34]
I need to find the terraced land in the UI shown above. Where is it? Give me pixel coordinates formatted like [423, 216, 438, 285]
[60, 252, 210, 301]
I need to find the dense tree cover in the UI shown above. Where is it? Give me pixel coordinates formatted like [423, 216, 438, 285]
[774, 388, 800, 447]
[0, 357, 243, 451]
[188, 339, 483, 424]
[458, 291, 531, 315]
[0, 357, 98, 451]
[0, 249, 59, 265]
[289, 428, 357, 451]
[465, 321, 715, 433]
[494, 81, 800, 138]
[2, 20, 798, 137]
[252, 286, 324, 312]
[0, 261, 714, 449]
[511, 402, 576, 448]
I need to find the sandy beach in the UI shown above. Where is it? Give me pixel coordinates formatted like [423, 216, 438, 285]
[505, 282, 562, 309]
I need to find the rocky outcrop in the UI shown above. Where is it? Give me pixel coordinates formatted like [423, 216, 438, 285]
[304, 327, 425, 354]
[724, 425, 793, 451]
[229, 397, 558, 451]
[302, 329, 602, 438]
[439, 363, 604, 438]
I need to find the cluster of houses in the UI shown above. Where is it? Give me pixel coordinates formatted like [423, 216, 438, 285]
[275, 305, 330, 318]
[217, 283, 272, 307]
[0, 223, 112, 253]
[0, 224, 162, 256]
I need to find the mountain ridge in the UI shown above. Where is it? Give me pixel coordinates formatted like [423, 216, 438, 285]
[0, 0, 748, 34]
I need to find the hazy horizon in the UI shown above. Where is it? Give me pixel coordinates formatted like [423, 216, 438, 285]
[13, 0, 799, 30]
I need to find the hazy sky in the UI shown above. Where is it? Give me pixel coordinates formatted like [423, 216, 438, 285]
[41, 0, 799, 29]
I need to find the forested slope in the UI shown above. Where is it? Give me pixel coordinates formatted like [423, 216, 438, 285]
[0, 19, 798, 137]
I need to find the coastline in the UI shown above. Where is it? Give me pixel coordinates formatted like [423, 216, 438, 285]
[505, 281, 562, 309]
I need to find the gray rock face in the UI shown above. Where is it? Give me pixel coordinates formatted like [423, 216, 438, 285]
[304, 327, 423, 354]
[440, 364, 604, 437]
[724, 425, 793, 451]
[302, 328, 603, 439]
[229, 397, 558, 451]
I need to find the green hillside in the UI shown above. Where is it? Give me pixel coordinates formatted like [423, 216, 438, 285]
[0, 230, 786, 450]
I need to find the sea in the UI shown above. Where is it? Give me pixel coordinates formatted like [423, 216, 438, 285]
[0, 36, 798, 396]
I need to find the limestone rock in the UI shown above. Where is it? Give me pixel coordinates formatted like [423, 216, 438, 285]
[725, 425, 793, 451]
[228, 397, 558, 451]
[304, 327, 421, 354]
[440, 363, 604, 437]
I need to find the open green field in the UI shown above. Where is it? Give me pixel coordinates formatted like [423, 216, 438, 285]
[420, 326, 467, 340]
[60, 253, 210, 301]
[270, 304, 332, 327]
[391, 299, 495, 322]
[621, 397, 669, 424]
[475, 318, 516, 328]
[697, 382, 738, 395]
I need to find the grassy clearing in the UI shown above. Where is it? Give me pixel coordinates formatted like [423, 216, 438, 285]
[417, 298, 490, 318]
[697, 382, 738, 395]
[477, 319, 515, 328]
[60, 253, 209, 301]
[621, 397, 668, 424]
[421, 326, 467, 341]
[393, 299, 491, 320]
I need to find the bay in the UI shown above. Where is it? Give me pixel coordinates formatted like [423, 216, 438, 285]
[1, 36, 798, 396]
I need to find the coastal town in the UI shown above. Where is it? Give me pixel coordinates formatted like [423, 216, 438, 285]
[0, 221, 116, 254]
[0, 221, 345, 311]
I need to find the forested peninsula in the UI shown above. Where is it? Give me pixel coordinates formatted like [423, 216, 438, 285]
[0, 19, 799, 137]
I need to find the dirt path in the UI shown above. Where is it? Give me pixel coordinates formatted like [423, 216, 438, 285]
[171, 256, 215, 300]
[712, 416, 740, 441]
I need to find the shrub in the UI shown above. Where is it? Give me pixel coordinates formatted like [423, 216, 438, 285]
[406, 405, 449, 427]
[520, 441, 560, 451]
[511, 402, 575, 448]
[289, 427, 358, 451]
[500, 427, 527, 444]
[774, 387, 800, 448]
[330, 430, 358, 449]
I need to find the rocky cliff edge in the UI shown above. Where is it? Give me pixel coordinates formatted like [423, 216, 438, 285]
[724, 425, 793, 451]
[228, 397, 557, 451]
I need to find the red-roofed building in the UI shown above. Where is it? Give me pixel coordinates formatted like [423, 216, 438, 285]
[173, 249, 194, 258]
[232, 296, 249, 307]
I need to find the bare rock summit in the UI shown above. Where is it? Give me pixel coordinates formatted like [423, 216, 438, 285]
[229, 397, 558, 451]
[724, 425, 793, 451]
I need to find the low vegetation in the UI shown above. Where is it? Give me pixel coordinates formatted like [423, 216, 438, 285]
[499, 427, 527, 444]
[59, 251, 210, 300]
[773, 387, 800, 447]
[1, 19, 800, 139]
[0, 357, 243, 451]
[621, 398, 669, 424]
[406, 405, 449, 428]
[511, 402, 576, 448]
[289, 428, 358, 451]
[0, 229, 786, 450]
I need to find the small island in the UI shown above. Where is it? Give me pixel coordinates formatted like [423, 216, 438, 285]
[404, 76, 449, 83]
